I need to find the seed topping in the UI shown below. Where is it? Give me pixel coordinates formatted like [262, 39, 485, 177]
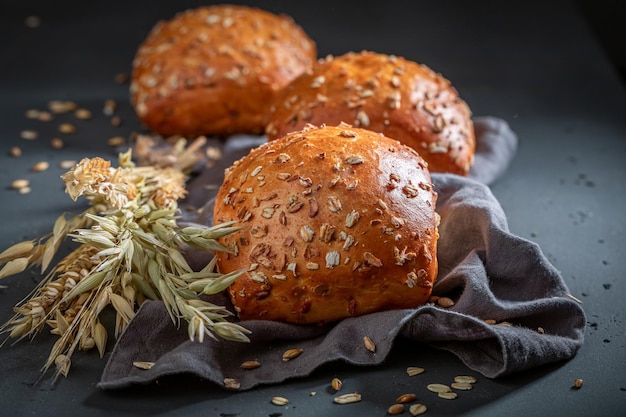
[345, 210, 360, 228]
[328, 196, 342, 213]
[319, 223, 336, 242]
[299, 225, 315, 242]
[345, 155, 364, 165]
[339, 130, 357, 138]
[308, 197, 319, 217]
[363, 252, 383, 267]
[20, 130, 38, 140]
[326, 251, 341, 269]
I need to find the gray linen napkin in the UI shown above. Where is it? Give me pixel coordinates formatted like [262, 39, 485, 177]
[97, 117, 586, 390]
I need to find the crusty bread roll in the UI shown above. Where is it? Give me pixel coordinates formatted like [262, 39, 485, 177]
[266, 51, 475, 175]
[131, 5, 316, 137]
[213, 124, 439, 324]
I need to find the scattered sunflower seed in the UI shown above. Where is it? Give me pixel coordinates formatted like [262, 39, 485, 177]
[331, 377, 342, 391]
[333, 392, 362, 404]
[363, 336, 376, 352]
[132, 361, 155, 370]
[107, 136, 126, 146]
[31, 161, 49, 172]
[18, 187, 32, 195]
[345, 155, 364, 165]
[37, 111, 53, 122]
[223, 378, 240, 390]
[406, 367, 425, 376]
[9, 146, 21, 157]
[573, 378, 583, 389]
[20, 130, 38, 140]
[426, 384, 451, 393]
[437, 391, 457, 400]
[48, 100, 77, 113]
[11, 179, 30, 190]
[451, 382, 473, 391]
[271, 396, 289, 406]
[240, 360, 261, 370]
[409, 403, 427, 416]
[103, 99, 117, 116]
[396, 393, 417, 404]
[50, 138, 64, 149]
[454, 375, 477, 384]
[25, 109, 40, 119]
[387, 403, 405, 415]
[59, 160, 77, 169]
[59, 123, 76, 134]
[437, 297, 455, 308]
[74, 108, 92, 120]
[282, 348, 303, 361]
[111, 116, 122, 127]
[484, 319, 496, 325]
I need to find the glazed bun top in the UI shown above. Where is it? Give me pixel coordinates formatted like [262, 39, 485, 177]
[266, 51, 475, 176]
[131, 5, 317, 137]
[213, 123, 439, 324]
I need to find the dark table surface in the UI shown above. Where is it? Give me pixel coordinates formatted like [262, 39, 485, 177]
[1, 1, 624, 416]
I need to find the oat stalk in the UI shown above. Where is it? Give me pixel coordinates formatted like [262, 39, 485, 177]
[0, 144, 249, 381]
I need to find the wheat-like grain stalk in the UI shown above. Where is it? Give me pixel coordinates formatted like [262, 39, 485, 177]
[0, 143, 248, 381]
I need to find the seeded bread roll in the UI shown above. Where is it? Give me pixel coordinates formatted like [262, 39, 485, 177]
[266, 51, 475, 175]
[131, 5, 316, 137]
[213, 124, 439, 324]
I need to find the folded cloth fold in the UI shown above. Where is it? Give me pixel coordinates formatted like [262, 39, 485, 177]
[97, 117, 586, 390]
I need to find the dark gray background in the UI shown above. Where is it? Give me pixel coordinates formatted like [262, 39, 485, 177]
[0, 1, 624, 416]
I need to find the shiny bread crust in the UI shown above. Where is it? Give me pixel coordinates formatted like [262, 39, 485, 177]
[131, 5, 316, 137]
[213, 124, 439, 324]
[266, 51, 475, 175]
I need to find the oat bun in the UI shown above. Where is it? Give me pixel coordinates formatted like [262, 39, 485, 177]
[266, 51, 475, 175]
[213, 124, 439, 324]
[131, 5, 316, 137]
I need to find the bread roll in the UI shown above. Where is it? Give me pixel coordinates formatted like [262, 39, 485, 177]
[131, 5, 316, 137]
[266, 51, 475, 175]
[213, 124, 439, 324]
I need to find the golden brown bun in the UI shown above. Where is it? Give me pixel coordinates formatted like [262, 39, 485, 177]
[213, 124, 439, 324]
[266, 51, 475, 175]
[131, 5, 316, 137]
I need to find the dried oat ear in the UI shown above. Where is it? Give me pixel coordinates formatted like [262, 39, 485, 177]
[0, 142, 250, 380]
